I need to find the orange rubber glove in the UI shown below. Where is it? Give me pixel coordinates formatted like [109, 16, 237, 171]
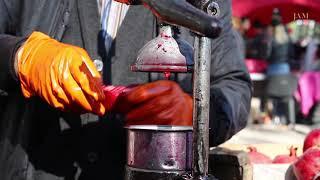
[112, 80, 193, 126]
[17, 32, 106, 115]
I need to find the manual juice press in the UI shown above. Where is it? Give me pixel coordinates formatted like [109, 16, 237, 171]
[121, 0, 222, 179]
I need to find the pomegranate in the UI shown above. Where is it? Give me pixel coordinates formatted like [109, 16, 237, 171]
[303, 129, 320, 152]
[247, 146, 272, 164]
[293, 147, 320, 180]
[272, 146, 298, 164]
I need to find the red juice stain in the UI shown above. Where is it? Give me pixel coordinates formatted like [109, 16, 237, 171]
[162, 48, 167, 52]
[160, 33, 171, 39]
[164, 72, 171, 80]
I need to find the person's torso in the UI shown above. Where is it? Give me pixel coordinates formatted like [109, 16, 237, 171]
[0, 0, 236, 178]
[268, 40, 289, 64]
[0, 0, 194, 179]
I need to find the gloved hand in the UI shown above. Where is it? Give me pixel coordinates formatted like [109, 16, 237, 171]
[102, 85, 132, 112]
[112, 80, 193, 126]
[17, 31, 106, 116]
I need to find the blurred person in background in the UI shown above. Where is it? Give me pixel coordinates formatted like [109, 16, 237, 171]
[232, 17, 249, 59]
[266, 8, 291, 75]
[302, 38, 320, 72]
[264, 9, 297, 125]
[246, 21, 272, 62]
[313, 45, 320, 71]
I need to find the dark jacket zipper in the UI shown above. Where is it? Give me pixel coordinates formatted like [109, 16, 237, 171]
[49, 1, 65, 39]
[50, 0, 74, 41]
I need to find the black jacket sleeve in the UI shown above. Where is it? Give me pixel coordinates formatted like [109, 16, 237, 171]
[209, 29, 252, 146]
[0, 35, 25, 93]
[0, 0, 25, 93]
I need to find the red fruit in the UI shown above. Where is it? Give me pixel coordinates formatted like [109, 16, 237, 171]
[303, 129, 320, 152]
[247, 146, 272, 164]
[293, 147, 320, 180]
[272, 146, 298, 164]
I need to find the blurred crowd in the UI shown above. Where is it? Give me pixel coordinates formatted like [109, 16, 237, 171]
[233, 9, 320, 127]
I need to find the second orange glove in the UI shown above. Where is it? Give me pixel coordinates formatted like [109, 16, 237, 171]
[17, 32, 106, 115]
[112, 80, 193, 126]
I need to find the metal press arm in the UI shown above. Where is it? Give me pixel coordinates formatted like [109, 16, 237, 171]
[126, 0, 222, 38]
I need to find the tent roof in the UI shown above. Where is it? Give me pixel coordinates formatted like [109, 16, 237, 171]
[232, 0, 320, 24]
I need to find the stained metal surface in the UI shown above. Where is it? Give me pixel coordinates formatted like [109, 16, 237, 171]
[131, 26, 191, 73]
[191, 1, 215, 179]
[126, 125, 193, 131]
[192, 35, 212, 179]
[126, 125, 193, 171]
[141, 0, 222, 38]
[125, 166, 185, 180]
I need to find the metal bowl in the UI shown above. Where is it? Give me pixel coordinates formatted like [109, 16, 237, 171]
[126, 125, 193, 171]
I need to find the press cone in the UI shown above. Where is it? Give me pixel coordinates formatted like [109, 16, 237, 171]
[131, 26, 192, 73]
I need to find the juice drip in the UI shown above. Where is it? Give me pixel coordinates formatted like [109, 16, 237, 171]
[163, 72, 171, 80]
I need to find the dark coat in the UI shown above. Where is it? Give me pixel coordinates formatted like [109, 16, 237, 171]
[268, 25, 291, 64]
[0, 0, 252, 179]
